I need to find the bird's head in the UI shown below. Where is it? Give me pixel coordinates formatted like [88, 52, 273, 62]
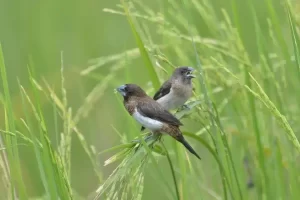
[116, 84, 147, 99]
[172, 66, 195, 83]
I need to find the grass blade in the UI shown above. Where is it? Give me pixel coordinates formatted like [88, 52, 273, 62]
[121, 0, 160, 89]
[0, 44, 28, 199]
[286, 2, 300, 78]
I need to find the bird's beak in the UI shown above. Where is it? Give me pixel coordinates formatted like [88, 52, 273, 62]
[116, 85, 127, 96]
[186, 67, 196, 79]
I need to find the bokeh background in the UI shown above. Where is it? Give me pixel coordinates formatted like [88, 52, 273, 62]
[1, 0, 300, 199]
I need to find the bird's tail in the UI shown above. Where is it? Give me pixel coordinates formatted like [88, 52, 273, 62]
[176, 134, 201, 160]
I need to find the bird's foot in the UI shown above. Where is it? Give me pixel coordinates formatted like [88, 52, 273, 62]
[182, 104, 191, 110]
[132, 133, 154, 153]
[176, 104, 191, 113]
[158, 135, 163, 143]
[144, 134, 154, 142]
[131, 133, 153, 143]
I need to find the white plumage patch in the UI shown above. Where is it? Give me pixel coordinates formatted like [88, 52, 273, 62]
[157, 88, 189, 110]
[132, 108, 163, 131]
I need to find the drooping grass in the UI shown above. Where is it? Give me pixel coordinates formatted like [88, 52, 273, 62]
[1, 0, 300, 199]
[21, 65, 72, 199]
[1, 46, 80, 199]
[121, 0, 160, 90]
[94, 0, 300, 199]
[1, 44, 28, 200]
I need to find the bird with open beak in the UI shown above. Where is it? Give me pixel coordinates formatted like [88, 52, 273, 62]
[154, 66, 195, 110]
[116, 83, 201, 159]
[141, 66, 195, 131]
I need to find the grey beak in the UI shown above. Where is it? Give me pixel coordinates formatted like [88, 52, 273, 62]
[116, 85, 127, 96]
[117, 85, 126, 92]
[187, 74, 196, 78]
[187, 67, 196, 78]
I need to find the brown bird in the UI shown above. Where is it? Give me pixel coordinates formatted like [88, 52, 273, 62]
[141, 66, 195, 131]
[116, 83, 201, 159]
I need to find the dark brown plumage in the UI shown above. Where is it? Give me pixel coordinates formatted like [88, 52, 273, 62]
[153, 81, 172, 101]
[116, 83, 201, 159]
[141, 66, 195, 131]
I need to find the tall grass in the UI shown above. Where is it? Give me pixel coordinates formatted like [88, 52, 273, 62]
[0, 0, 300, 199]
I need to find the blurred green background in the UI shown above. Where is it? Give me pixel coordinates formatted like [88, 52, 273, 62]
[1, 0, 300, 199]
[0, 0, 147, 197]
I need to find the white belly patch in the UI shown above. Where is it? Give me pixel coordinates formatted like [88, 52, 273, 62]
[132, 108, 163, 131]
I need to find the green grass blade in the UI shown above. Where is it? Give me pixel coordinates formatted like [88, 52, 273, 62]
[245, 71, 269, 199]
[98, 143, 136, 155]
[286, 2, 300, 78]
[121, 0, 160, 89]
[20, 85, 59, 199]
[248, 73, 300, 150]
[221, 65, 300, 151]
[183, 132, 232, 200]
[19, 84, 51, 199]
[212, 103, 243, 199]
[264, 0, 289, 59]
[0, 44, 28, 200]
[161, 142, 180, 200]
[26, 63, 72, 199]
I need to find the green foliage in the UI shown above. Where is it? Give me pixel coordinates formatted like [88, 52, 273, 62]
[1, 0, 300, 200]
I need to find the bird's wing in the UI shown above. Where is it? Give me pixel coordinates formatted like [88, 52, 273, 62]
[153, 81, 172, 100]
[137, 100, 182, 126]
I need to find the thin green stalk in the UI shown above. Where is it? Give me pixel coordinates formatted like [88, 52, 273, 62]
[264, 0, 290, 60]
[60, 51, 72, 180]
[274, 139, 285, 200]
[20, 85, 59, 199]
[27, 64, 72, 199]
[212, 103, 243, 200]
[227, 2, 269, 195]
[161, 142, 180, 200]
[180, 1, 235, 199]
[0, 122, 10, 199]
[286, 2, 300, 79]
[180, 0, 217, 137]
[0, 44, 28, 200]
[19, 84, 51, 199]
[183, 132, 232, 200]
[121, 0, 160, 90]
[248, 0, 285, 114]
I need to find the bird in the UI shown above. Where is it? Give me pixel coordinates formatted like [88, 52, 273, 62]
[116, 83, 201, 159]
[154, 66, 195, 110]
[141, 66, 195, 131]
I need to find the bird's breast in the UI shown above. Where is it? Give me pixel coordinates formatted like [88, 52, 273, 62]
[132, 109, 163, 131]
[157, 86, 192, 110]
[125, 99, 138, 115]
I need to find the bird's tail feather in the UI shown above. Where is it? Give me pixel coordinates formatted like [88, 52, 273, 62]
[177, 134, 201, 160]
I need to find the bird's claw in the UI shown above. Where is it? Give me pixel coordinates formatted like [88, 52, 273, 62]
[158, 135, 163, 143]
[182, 104, 191, 110]
[131, 133, 153, 144]
[144, 134, 153, 142]
[175, 104, 191, 113]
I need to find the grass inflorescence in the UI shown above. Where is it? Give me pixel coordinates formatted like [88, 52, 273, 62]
[1, 0, 300, 199]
